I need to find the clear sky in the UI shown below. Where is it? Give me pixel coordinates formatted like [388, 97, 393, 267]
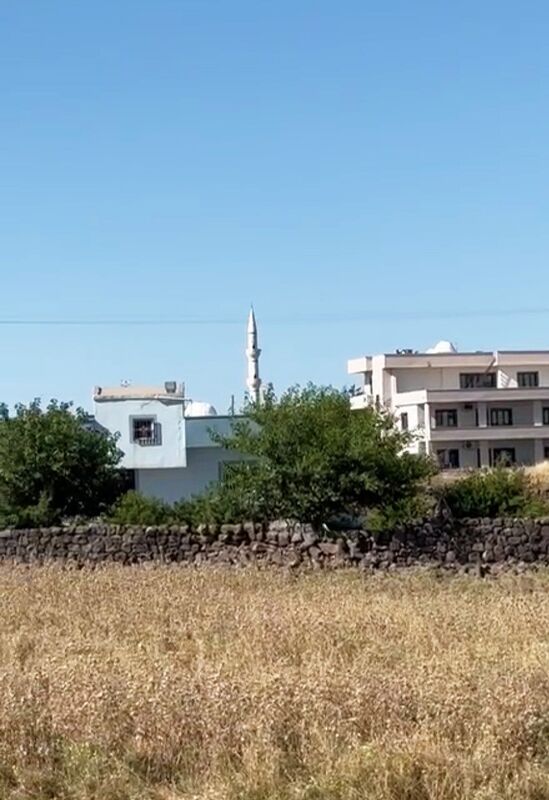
[2, 1, 549, 412]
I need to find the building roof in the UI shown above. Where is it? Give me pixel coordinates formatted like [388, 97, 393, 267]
[94, 383, 185, 401]
[348, 347, 549, 375]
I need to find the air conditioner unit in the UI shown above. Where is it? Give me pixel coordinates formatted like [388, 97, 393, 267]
[164, 381, 177, 394]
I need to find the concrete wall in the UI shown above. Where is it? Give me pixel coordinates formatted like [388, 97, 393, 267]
[185, 416, 237, 448]
[386, 366, 549, 395]
[398, 403, 421, 431]
[94, 405, 249, 502]
[434, 439, 537, 468]
[393, 367, 479, 393]
[499, 366, 549, 388]
[430, 401, 536, 430]
[95, 398, 186, 470]
[486, 401, 533, 426]
[136, 447, 246, 503]
[488, 440, 536, 465]
[432, 441, 479, 469]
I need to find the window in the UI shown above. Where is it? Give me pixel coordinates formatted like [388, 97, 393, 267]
[543, 407, 549, 425]
[435, 409, 458, 428]
[489, 408, 513, 426]
[131, 417, 157, 444]
[545, 447, 549, 461]
[491, 447, 516, 466]
[119, 469, 136, 492]
[517, 371, 539, 387]
[437, 449, 460, 469]
[460, 372, 496, 389]
[400, 412, 409, 430]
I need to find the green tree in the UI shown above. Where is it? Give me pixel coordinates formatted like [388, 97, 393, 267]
[0, 399, 122, 527]
[197, 384, 435, 524]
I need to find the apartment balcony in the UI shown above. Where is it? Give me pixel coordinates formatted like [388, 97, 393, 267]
[429, 425, 548, 442]
[396, 387, 549, 404]
[350, 393, 373, 410]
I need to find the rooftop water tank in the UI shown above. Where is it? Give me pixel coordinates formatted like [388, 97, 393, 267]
[426, 340, 457, 354]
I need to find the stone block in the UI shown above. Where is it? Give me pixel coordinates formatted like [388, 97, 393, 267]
[302, 531, 318, 549]
[319, 541, 343, 556]
[278, 531, 290, 547]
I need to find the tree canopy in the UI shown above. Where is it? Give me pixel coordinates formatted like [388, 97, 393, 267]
[0, 400, 122, 527]
[187, 384, 435, 524]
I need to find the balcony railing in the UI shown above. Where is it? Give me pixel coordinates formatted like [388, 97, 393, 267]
[136, 436, 160, 447]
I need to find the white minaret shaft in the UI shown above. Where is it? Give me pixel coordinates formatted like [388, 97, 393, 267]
[246, 307, 262, 403]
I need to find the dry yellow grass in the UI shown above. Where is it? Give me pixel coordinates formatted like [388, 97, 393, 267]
[527, 462, 549, 495]
[431, 463, 549, 493]
[1, 566, 549, 799]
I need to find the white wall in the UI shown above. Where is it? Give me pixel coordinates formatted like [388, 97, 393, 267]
[488, 440, 536, 465]
[430, 403, 476, 429]
[486, 402, 533, 426]
[365, 357, 549, 402]
[393, 366, 492, 393]
[429, 401, 535, 429]
[432, 442, 479, 469]
[433, 439, 537, 468]
[185, 416, 237, 447]
[498, 366, 549, 388]
[136, 447, 246, 503]
[95, 398, 186, 469]
[398, 403, 421, 430]
[371, 355, 386, 403]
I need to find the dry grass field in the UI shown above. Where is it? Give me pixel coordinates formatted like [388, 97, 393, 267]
[1, 566, 549, 799]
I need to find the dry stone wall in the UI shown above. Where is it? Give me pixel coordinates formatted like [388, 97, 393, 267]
[1, 518, 549, 572]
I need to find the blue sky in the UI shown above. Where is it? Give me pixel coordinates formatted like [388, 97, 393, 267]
[2, 1, 549, 412]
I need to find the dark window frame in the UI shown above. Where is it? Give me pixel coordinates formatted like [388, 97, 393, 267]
[130, 416, 157, 444]
[517, 371, 539, 388]
[435, 408, 458, 428]
[491, 447, 516, 466]
[400, 412, 409, 430]
[436, 448, 460, 469]
[459, 372, 497, 389]
[543, 407, 549, 425]
[489, 408, 513, 427]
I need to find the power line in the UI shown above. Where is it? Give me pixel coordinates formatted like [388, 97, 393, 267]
[0, 307, 547, 325]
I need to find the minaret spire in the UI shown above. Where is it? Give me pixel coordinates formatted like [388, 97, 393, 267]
[246, 306, 262, 403]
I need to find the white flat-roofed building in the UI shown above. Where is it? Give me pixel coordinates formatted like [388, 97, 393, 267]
[91, 307, 263, 503]
[93, 382, 245, 503]
[348, 341, 549, 469]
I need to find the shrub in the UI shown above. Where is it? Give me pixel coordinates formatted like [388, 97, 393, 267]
[109, 491, 173, 526]
[439, 467, 549, 518]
